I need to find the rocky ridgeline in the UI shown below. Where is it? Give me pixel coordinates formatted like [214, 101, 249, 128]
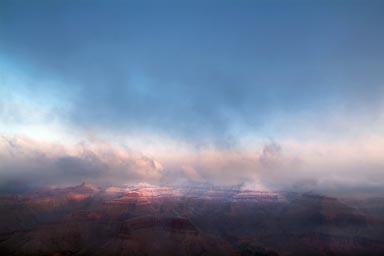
[104, 183, 286, 203]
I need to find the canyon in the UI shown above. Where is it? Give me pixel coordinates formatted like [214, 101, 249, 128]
[0, 182, 383, 256]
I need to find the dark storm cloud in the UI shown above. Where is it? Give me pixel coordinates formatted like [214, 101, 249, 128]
[1, 0, 384, 142]
[55, 156, 105, 176]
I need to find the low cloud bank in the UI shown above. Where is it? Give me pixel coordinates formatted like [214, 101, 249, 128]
[1, 135, 384, 197]
[0, 135, 164, 189]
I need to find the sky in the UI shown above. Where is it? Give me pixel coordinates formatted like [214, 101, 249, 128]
[1, 0, 384, 195]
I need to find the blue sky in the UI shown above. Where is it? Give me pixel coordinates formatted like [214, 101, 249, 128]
[1, 0, 384, 192]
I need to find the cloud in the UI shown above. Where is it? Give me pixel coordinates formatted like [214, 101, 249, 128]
[1, 134, 384, 197]
[55, 156, 105, 176]
[1, 0, 384, 145]
[0, 135, 164, 189]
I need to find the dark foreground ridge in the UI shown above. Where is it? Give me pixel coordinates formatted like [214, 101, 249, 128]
[1, 183, 384, 256]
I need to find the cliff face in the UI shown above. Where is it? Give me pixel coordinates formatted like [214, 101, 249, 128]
[0, 184, 383, 256]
